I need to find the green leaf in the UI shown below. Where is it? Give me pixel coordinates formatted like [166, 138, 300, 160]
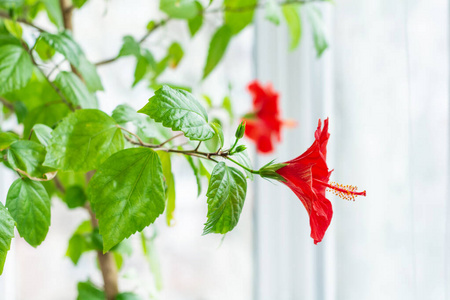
[141, 232, 163, 291]
[304, 5, 328, 57]
[202, 25, 232, 79]
[282, 4, 302, 51]
[265, 0, 281, 25]
[34, 38, 55, 61]
[133, 55, 148, 87]
[188, 3, 203, 36]
[44, 109, 124, 172]
[88, 148, 165, 252]
[157, 151, 176, 226]
[54, 71, 97, 108]
[204, 122, 224, 152]
[32, 124, 53, 147]
[0, 132, 19, 150]
[185, 156, 202, 196]
[77, 281, 105, 300]
[6, 178, 51, 247]
[66, 220, 93, 264]
[64, 185, 87, 208]
[116, 292, 142, 300]
[167, 42, 184, 68]
[23, 102, 70, 138]
[7, 140, 56, 180]
[224, 0, 257, 35]
[73, 0, 88, 8]
[118, 35, 141, 58]
[4, 19, 22, 39]
[138, 85, 214, 141]
[203, 162, 247, 234]
[160, 0, 200, 19]
[42, 0, 64, 29]
[231, 150, 254, 179]
[0, 45, 33, 94]
[222, 96, 233, 119]
[0, 202, 15, 275]
[40, 32, 103, 91]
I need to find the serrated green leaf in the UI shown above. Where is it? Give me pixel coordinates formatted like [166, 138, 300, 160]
[160, 0, 199, 19]
[224, 0, 256, 35]
[0, 45, 33, 94]
[77, 281, 105, 300]
[0, 202, 15, 275]
[88, 148, 165, 252]
[6, 178, 51, 247]
[64, 185, 87, 208]
[40, 32, 103, 91]
[265, 0, 281, 25]
[282, 4, 302, 51]
[34, 37, 55, 61]
[7, 140, 56, 180]
[203, 162, 247, 234]
[157, 151, 176, 226]
[0, 132, 19, 150]
[304, 5, 328, 57]
[23, 102, 70, 137]
[188, 2, 203, 36]
[138, 85, 214, 141]
[202, 25, 232, 79]
[42, 0, 64, 29]
[54, 71, 97, 108]
[44, 109, 124, 172]
[32, 124, 53, 146]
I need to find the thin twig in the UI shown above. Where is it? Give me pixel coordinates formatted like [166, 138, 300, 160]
[0, 11, 47, 32]
[0, 97, 14, 111]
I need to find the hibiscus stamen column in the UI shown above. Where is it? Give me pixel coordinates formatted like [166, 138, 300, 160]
[314, 179, 367, 201]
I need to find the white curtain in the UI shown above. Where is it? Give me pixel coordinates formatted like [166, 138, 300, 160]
[254, 0, 449, 299]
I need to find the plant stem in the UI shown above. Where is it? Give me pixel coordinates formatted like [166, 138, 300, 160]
[226, 157, 260, 174]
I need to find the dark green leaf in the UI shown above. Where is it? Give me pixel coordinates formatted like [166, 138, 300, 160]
[7, 140, 56, 180]
[66, 220, 93, 264]
[133, 55, 148, 87]
[64, 185, 87, 208]
[0, 132, 19, 150]
[88, 148, 165, 252]
[77, 281, 105, 300]
[160, 0, 199, 19]
[6, 178, 51, 247]
[304, 5, 328, 57]
[157, 151, 176, 226]
[188, 3, 203, 36]
[203, 162, 247, 234]
[54, 71, 97, 108]
[202, 25, 232, 79]
[224, 0, 257, 35]
[0, 202, 15, 275]
[44, 109, 124, 172]
[138, 85, 214, 141]
[282, 4, 302, 51]
[0, 45, 33, 94]
[23, 102, 70, 138]
[13, 101, 27, 123]
[116, 292, 141, 300]
[32, 124, 53, 147]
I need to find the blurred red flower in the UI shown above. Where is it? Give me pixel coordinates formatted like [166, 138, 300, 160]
[260, 118, 366, 244]
[242, 80, 295, 153]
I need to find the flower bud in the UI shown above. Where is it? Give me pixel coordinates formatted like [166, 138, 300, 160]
[234, 145, 247, 153]
[235, 121, 246, 139]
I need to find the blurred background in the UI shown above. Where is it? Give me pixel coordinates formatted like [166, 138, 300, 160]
[0, 0, 449, 299]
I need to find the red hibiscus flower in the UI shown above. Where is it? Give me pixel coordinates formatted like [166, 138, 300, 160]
[242, 80, 295, 154]
[260, 118, 366, 244]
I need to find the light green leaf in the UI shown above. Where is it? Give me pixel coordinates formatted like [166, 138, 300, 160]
[160, 0, 200, 19]
[224, 0, 257, 35]
[231, 150, 254, 179]
[116, 292, 142, 300]
[0, 45, 33, 94]
[265, 0, 281, 25]
[304, 5, 328, 57]
[34, 38, 55, 61]
[203, 162, 247, 234]
[0, 132, 19, 150]
[138, 85, 214, 141]
[0, 202, 15, 275]
[7, 140, 56, 180]
[222, 96, 233, 119]
[66, 220, 93, 264]
[77, 281, 105, 300]
[185, 156, 202, 196]
[54, 71, 97, 108]
[167, 42, 184, 68]
[202, 25, 232, 79]
[141, 232, 163, 291]
[157, 151, 176, 226]
[40, 32, 103, 91]
[6, 178, 51, 247]
[133, 55, 148, 87]
[188, 2, 203, 36]
[32, 124, 53, 147]
[118, 35, 141, 58]
[73, 0, 88, 8]
[44, 109, 124, 172]
[42, 0, 64, 29]
[204, 122, 224, 152]
[88, 148, 165, 252]
[282, 4, 302, 51]
[4, 19, 22, 39]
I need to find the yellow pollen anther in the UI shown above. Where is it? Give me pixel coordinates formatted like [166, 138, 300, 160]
[326, 181, 366, 201]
